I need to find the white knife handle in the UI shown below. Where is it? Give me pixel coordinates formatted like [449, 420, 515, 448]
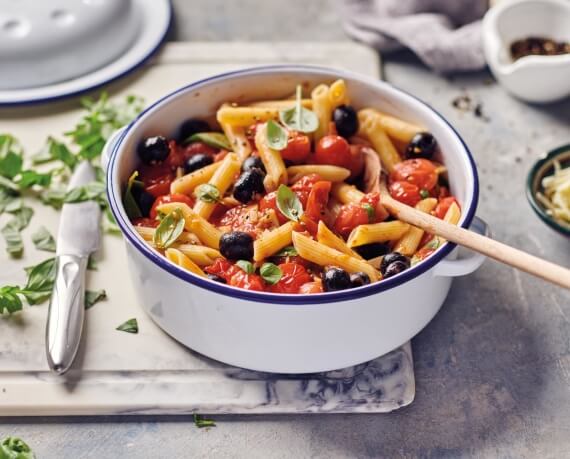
[46, 254, 88, 374]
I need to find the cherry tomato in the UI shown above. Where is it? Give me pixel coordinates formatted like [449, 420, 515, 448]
[259, 191, 289, 225]
[132, 218, 159, 228]
[149, 194, 194, 220]
[390, 159, 438, 191]
[419, 232, 434, 248]
[333, 203, 370, 238]
[299, 280, 324, 294]
[270, 255, 311, 269]
[139, 162, 175, 198]
[388, 181, 422, 207]
[167, 141, 217, 169]
[438, 185, 450, 199]
[314, 135, 351, 168]
[205, 259, 239, 282]
[361, 192, 380, 209]
[305, 181, 331, 221]
[217, 204, 259, 236]
[229, 271, 265, 291]
[291, 173, 322, 207]
[281, 133, 311, 163]
[269, 263, 312, 294]
[434, 196, 459, 219]
[414, 246, 436, 261]
[348, 144, 365, 179]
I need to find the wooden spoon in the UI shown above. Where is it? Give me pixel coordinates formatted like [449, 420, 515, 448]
[379, 180, 570, 290]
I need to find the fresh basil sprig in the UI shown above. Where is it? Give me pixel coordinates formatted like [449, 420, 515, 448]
[260, 262, 282, 285]
[276, 184, 303, 222]
[274, 245, 298, 257]
[266, 120, 288, 150]
[186, 132, 231, 150]
[236, 260, 255, 274]
[279, 85, 319, 133]
[196, 183, 220, 203]
[116, 318, 138, 334]
[153, 209, 185, 249]
[32, 137, 77, 170]
[0, 436, 36, 459]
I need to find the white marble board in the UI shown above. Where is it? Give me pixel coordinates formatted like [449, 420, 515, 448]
[0, 42, 415, 415]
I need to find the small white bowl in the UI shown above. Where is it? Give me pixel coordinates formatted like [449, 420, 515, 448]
[482, 0, 570, 103]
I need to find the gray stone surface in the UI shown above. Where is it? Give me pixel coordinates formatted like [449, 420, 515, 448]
[2, 1, 570, 458]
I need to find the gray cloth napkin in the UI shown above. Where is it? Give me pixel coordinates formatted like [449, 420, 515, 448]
[338, 0, 489, 72]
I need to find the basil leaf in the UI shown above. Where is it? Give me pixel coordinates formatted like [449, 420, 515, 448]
[1, 207, 34, 258]
[23, 257, 56, 296]
[196, 183, 220, 203]
[266, 120, 288, 150]
[87, 255, 98, 270]
[186, 132, 231, 150]
[425, 237, 441, 250]
[362, 203, 375, 221]
[31, 226, 56, 252]
[102, 207, 121, 235]
[0, 436, 35, 458]
[274, 245, 298, 257]
[17, 170, 52, 189]
[0, 286, 23, 315]
[0, 151, 23, 179]
[116, 318, 138, 334]
[0, 175, 19, 192]
[0, 135, 21, 157]
[193, 414, 216, 428]
[419, 189, 430, 199]
[236, 260, 254, 274]
[123, 171, 143, 219]
[260, 262, 282, 285]
[153, 209, 184, 249]
[85, 289, 106, 309]
[0, 188, 19, 215]
[32, 137, 77, 170]
[276, 184, 303, 222]
[279, 85, 319, 133]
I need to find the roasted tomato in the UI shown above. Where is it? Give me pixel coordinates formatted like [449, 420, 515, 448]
[149, 194, 194, 220]
[333, 203, 370, 238]
[205, 259, 240, 282]
[217, 204, 270, 236]
[259, 192, 289, 225]
[291, 173, 322, 207]
[414, 246, 436, 261]
[229, 270, 265, 291]
[305, 181, 332, 222]
[388, 181, 422, 207]
[132, 218, 159, 228]
[281, 132, 311, 163]
[390, 158, 438, 191]
[419, 231, 435, 248]
[434, 196, 459, 219]
[139, 162, 176, 198]
[269, 263, 313, 294]
[348, 144, 365, 179]
[167, 141, 217, 169]
[314, 135, 351, 168]
[299, 280, 324, 294]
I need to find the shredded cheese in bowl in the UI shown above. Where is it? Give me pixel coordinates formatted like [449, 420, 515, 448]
[536, 159, 570, 225]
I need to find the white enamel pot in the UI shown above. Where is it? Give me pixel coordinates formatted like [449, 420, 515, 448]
[105, 66, 487, 374]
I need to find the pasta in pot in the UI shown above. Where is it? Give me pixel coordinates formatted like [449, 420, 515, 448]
[124, 80, 462, 294]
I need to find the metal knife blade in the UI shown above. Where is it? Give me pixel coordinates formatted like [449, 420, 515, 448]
[56, 161, 101, 256]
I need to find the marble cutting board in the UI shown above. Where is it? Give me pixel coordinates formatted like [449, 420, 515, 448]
[0, 42, 415, 415]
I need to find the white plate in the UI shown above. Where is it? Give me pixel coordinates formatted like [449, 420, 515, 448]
[0, 0, 171, 105]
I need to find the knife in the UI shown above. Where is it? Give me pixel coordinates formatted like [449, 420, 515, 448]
[46, 161, 101, 375]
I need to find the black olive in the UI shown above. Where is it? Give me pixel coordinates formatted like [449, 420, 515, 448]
[207, 274, 227, 284]
[233, 168, 265, 203]
[333, 105, 359, 138]
[219, 231, 254, 260]
[177, 119, 210, 143]
[383, 261, 409, 279]
[354, 243, 390, 260]
[242, 156, 266, 174]
[184, 154, 213, 174]
[350, 272, 371, 288]
[405, 132, 437, 159]
[380, 252, 410, 275]
[322, 267, 352, 292]
[133, 190, 155, 218]
[137, 136, 170, 164]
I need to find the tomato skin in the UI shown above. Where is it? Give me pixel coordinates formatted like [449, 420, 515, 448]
[414, 247, 436, 261]
[391, 159, 438, 191]
[259, 192, 289, 225]
[348, 144, 365, 179]
[139, 162, 176, 198]
[205, 259, 239, 282]
[314, 135, 351, 168]
[299, 280, 324, 294]
[270, 255, 311, 269]
[167, 141, 217, 169]
[269, 263, 312, 294]
[132, 218, 159, 228]
[229, 271, 265, 291]
[419, 232, 434, 248]
[333, 203, 370, 238]
[281, 133, 311, 163]
[149, 194, 194, 220]
[434, 196, 459, 219]
[305, 181, 332, 221]
[388, 181, 422, 207]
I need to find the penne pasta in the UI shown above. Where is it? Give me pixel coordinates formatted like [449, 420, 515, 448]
[176, 244, 222, 266]
[165, 248, 206, 277]
[347, 221, 410, 247]
[358, 110, 401, 173]
[193, 153, 241, 220]
[328, 79, 348, 108]
[248, 99, 312, 109]
[135, 227, 201, 245]
[360, 108, 425, 144]
[216, 106, 278, 127]
[311, 84, 332, 141]
[317, 221, 363, 259]
[254, 222, 294, 262]
[443, 201, 461, 225]
[255, 122, 288, 191]
[292, 232, 380, 281]
[170, 161, 222, 195]
[393, 198, 438, 256]
[287, 165, 350, 184]
[221, 122, 252, 161]
[331, 182, 365, 204]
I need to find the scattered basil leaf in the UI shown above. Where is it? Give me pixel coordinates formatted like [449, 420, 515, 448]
[186, 132, 231, 150]
[85, 289, 106, 309]
[362, 203, 375, 221]
[17, 170, 52, 189]
[193, 414, 216, 428]
[31, 226, 56, 252]
[260, 262, 282, 285]
[123, 171, 143, 219]
[0, 151, 23, 180]
[21, 257, 56, 303]
[196, 183, 220, 203]
[266, 120, 288, 150]
[419, 189, 430, 199]
[276, 184, 303, 222]
[274, 245, 298, 257]
[0, 286, 23, 315]
[0, 175, 19, 192]
[0, 436, 36, 459]
[116, 318, 138, 334]
[279, 85, 319, 133]
[0, 135, 21, 157]
[153, 209, 185, 249]
[0, 188, 19, 215]
[236, 260, 254, 274]
[87, 255, 98, 270]
[32, 137, 77, 170]
[1, 207, 34, 258]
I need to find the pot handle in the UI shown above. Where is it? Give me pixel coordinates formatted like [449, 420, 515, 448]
[101, 127, 127, 173]
[433, 216, 490, 278]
